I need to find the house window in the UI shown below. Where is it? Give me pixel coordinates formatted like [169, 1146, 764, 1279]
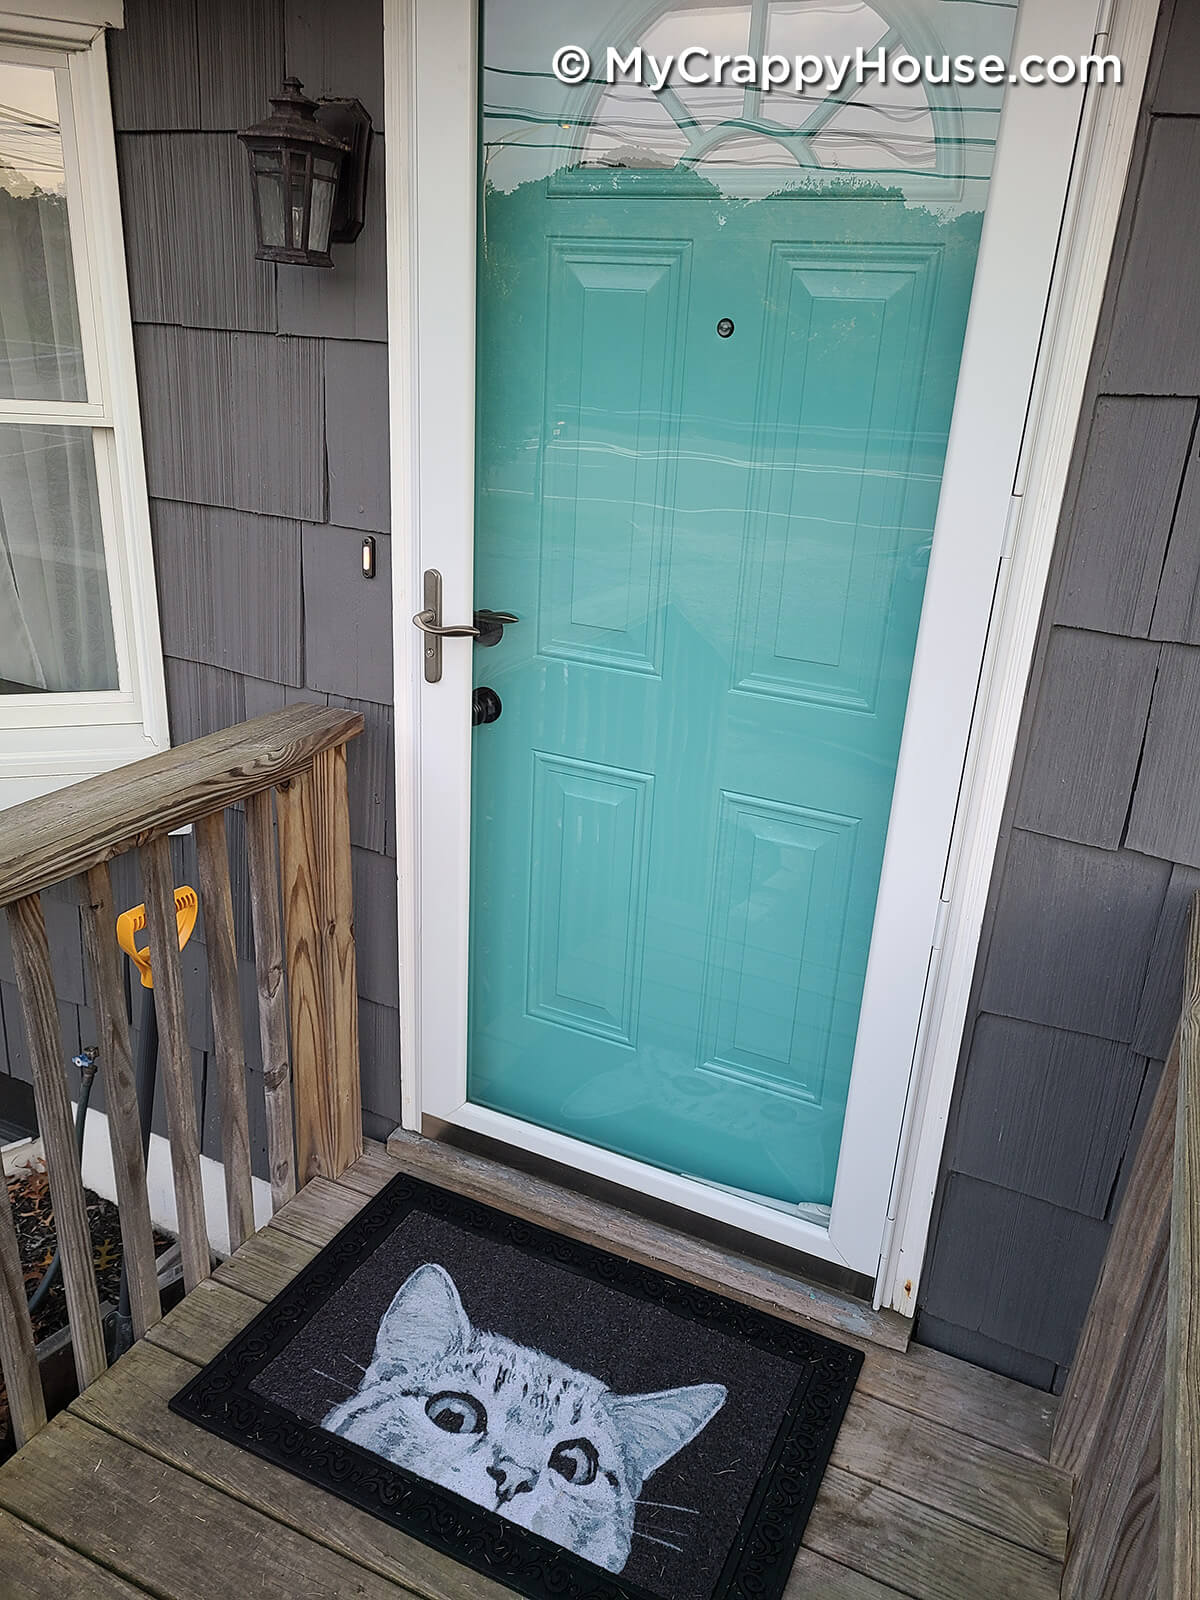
[0, 20, 166, 803]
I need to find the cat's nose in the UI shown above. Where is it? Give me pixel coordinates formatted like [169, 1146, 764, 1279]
[487, 1456, 536, 1505]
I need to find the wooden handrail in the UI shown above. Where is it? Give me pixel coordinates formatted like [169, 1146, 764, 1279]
[1162, 893, 1200, 1597]
[0, 705, 363, 907]
[0, 706, 365, 1449]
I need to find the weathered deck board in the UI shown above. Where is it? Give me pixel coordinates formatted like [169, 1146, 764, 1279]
[0, 1142, 1071, 1599]
[211, 1213, 316, 1300]
[146, 1277, 265, 1366]
[0, 1508, 151, 1597]
[71, 1341, 512, 1600]
[831, 1392, 1068, 1560]
[853, 1339, 1056, 1467]
[783, 1547, 908, 1598]
[808, 1469, 1064, 1600]
[0, 1413, 418, 1600]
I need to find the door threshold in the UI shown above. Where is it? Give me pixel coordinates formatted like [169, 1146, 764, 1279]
[386, 1120, 911, 1354]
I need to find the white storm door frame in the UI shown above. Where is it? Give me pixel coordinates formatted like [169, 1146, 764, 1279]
[387, 0, 1130, 1281]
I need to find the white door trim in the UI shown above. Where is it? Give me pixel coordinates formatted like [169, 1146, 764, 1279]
[877, 0, 1161, 1316]
[385, 0, 1155, 1288]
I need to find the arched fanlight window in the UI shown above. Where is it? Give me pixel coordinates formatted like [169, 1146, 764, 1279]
[577, 0, 943, 185]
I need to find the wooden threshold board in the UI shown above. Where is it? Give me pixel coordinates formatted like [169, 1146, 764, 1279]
[383, 1128, 910, 1351]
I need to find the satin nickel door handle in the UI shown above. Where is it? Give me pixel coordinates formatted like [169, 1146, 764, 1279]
[414, 570, 470, 682]
[413, 570, 520, 682]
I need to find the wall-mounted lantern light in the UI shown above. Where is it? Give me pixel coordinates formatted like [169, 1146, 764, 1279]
[238, 78, 372, 268]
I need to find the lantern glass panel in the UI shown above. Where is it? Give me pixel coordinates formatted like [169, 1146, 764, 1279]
[308, 155, 339, 254]
[286, 151, 311, 251]
[251, 149, 286, 247]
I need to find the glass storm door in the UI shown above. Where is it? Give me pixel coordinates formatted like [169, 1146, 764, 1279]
[464, 0, 1019, 1212]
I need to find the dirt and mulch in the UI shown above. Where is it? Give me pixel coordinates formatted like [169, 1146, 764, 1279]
[1, 1159, 173, 1447]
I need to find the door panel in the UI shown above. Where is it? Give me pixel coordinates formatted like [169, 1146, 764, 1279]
[468, 0, 1020, 1210]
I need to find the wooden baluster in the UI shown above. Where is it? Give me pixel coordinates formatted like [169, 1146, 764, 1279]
[6, 894, 107, 1389]
[245, 788, 295, 1209]
[0, 1172, 46, 1446]
[195, 811, 255, 1252]
[276, 745, 361, 1184]
[310, 743, 362, 1176]
[1162, 894, 1200, 1598]
[275, 766, 327, 1187]
[141, 837, 209, 1292]
[79, 864, 161, 1338]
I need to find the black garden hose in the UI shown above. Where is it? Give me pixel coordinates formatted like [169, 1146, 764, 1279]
[25, 1049, 100, 1315]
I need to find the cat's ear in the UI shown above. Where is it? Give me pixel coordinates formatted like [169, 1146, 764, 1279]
[371, 1263, 472, 1376]
[607, 1382, 726, 1485]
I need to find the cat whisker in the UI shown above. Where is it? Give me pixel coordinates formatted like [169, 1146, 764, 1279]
[638, 1500, 700, 1515]
[313, 1369, 358, 1391]
[633, 1532, 684, 1552]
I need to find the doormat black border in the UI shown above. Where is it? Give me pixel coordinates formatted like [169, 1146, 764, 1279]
[169, 1171, 863, 1600]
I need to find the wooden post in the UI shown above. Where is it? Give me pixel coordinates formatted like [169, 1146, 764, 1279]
[195, 810, 255, 1252]
[1056, 1044, 1173, 1600]
[80, 864, 161, 1339]
[275, 746, 361, 1184]
[141, 836, 210, 1292]
[245, 788, 295, 1209]
[6, 895, 107, 1390]
[1055, 1041, 1177, 1478]
[1161, 894, 1200, 1597]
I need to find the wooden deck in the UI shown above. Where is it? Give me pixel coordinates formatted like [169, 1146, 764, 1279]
[0, 1142, 1071, 1600]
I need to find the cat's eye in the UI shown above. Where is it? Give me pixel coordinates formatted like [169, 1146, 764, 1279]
[425, 1391, 487, 1435]
[549, 1437, 599, 1485]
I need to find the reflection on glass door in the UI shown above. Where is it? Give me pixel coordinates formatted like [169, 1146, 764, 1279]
[468, 0, 1019, 1211]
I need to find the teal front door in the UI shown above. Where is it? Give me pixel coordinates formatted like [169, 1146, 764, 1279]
[467, 0, 1019, 1210]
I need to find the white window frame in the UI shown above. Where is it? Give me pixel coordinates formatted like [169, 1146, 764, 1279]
[0, 10, 167, 806]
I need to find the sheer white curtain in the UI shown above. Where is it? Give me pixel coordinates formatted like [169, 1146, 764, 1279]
[0, 421, 117, 694]
[0, 68, 118, 694]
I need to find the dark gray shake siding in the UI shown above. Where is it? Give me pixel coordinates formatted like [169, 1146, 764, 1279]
[917, 0, 1200, 1389]
[0, 0, 400, 1170]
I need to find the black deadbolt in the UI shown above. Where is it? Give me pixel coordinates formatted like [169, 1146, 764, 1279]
[472, 686, 502, 726]
[717, 318, 734, 338]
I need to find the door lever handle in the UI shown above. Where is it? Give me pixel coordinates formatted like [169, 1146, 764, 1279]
[474, 608, 519, 648]
[412, 611, 479, 638]
[414, 570, 520, 682]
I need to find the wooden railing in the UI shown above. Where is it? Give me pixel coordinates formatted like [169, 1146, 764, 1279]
[0, 706, 363, 1449]
[1162, 896, 1200, 1598]
[1054, 891, 1200, 1599]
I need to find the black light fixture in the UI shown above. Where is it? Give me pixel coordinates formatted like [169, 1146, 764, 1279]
[238, 78, 372, 268]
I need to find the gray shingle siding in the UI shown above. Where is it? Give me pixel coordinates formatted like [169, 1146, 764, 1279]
[0, 0, 397, 1181]
[918, 0, 1200, 1388]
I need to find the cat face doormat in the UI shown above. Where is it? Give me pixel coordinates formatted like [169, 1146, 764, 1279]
[170, 1173, 862, 1600]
